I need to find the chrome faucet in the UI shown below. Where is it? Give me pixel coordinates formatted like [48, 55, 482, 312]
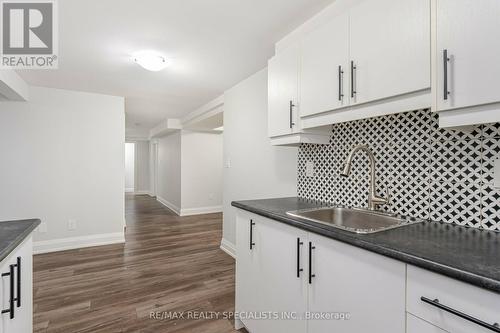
[341, 145, 389, 211]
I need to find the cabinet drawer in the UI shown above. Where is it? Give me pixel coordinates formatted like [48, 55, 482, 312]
[407, 265, 500, 333]
[407, 313, 448, 333]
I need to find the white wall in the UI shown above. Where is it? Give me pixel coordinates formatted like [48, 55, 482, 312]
[125, 143, 135, 192]
[181, 130, 223, 214]
[223, 68, 298, 249]
[134, 140, 150, 193]
[155, 130, 223, 215]
[0, 86, 125, 252]
[156, 132, 182, 213]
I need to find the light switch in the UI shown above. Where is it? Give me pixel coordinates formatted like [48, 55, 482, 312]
[494, 158, 500, 188]
[68, 219, 77, 231]
[306, 161, 315, 177]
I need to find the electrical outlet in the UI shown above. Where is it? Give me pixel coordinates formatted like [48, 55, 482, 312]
[494, 158, 500, 188]
[209, 193, 215, 200]
[225, 158, 232, 168]
[306, 161, 315, 177]
[38, 222, 47, 233]
[68, 219, 77, 231]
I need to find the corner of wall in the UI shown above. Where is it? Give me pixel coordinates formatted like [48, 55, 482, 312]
[220, 238, 236, 258]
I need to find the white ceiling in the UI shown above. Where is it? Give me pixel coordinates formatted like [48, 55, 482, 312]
[17, 0, 334, 131]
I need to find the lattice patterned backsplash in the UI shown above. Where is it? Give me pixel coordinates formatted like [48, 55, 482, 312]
[297, 109, 500, 231]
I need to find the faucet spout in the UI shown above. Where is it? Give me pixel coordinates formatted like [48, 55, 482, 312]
[341, 162, 352, 176]
[341, 145, 389, 210]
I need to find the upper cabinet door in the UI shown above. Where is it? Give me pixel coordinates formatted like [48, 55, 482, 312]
[349, 0, 430, 105]
[300, 12, 350, 117]
[268, 43, 299, 137]
[436, 0, 500, 111]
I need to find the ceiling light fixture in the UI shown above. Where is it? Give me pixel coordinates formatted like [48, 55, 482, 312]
[133, 51, 168, 71]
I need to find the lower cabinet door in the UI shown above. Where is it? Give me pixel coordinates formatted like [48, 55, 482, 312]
[257, 217, 308, 333]
[0, 236, 33, 333]
[407, 313, 449, 333]
[307, 233, 406, 333]
[235, 211, 264, 333]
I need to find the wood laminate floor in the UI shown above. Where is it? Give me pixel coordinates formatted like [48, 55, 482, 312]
[33, 194, 243, 333]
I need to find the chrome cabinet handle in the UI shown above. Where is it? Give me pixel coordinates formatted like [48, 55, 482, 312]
[289, 100, 296, 129]
[443, 49, 450, 100]
[338, 65, 344, 101]
[421, 297, 500, 332]
[350, 61, 356, 99]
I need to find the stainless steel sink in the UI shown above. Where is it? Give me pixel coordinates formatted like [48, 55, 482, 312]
[286, 207, 424, 234]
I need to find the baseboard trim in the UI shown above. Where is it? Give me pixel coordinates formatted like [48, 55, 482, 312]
[156, 197, 221, 216]
[132, 190, 150, 195]
[156, 196, 181, 215]
[180, 205, 222, 216]
[34, 232, 125, 254]
[220, 238, 236, 259]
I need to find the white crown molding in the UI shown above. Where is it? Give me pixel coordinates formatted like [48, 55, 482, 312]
[125, 136, 150, 142]
[181, 95, 224, 125]
[149, 119, 182, 139]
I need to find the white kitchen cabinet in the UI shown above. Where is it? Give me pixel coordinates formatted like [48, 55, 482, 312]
[268, 42, 331, 146]
[433, 0, 500, 127]
[235, 211, 264, 333]
[300, 12, 350, 117]
[0, 236, 33, 333]
[276, 0, 432, 130]
[236, 209, 500, 333]
[349, 0, 430, 106]
[268, 42, 300, 138]
[307, 232, 406, 333]
[407, 265, 500, 333]
[407, 313, 449, 333]
[235, 209, 406, 333]
[256, 217, 308, 333]
[435, 0, 500, 111]
[236, 211, 308, 333]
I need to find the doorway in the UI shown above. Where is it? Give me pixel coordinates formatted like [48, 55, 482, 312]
[125, 142, 135, 193]
[150, 142, 158, 197]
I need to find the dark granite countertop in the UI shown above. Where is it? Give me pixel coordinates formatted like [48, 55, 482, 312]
[0, 219, 40, 262]
[232, 197, 500, 294]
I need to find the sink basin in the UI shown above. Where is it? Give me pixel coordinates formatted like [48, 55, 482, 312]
[286, 207, 424, 234]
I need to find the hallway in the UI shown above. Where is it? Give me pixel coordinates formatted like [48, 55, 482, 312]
[33, 194, 238, 333]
